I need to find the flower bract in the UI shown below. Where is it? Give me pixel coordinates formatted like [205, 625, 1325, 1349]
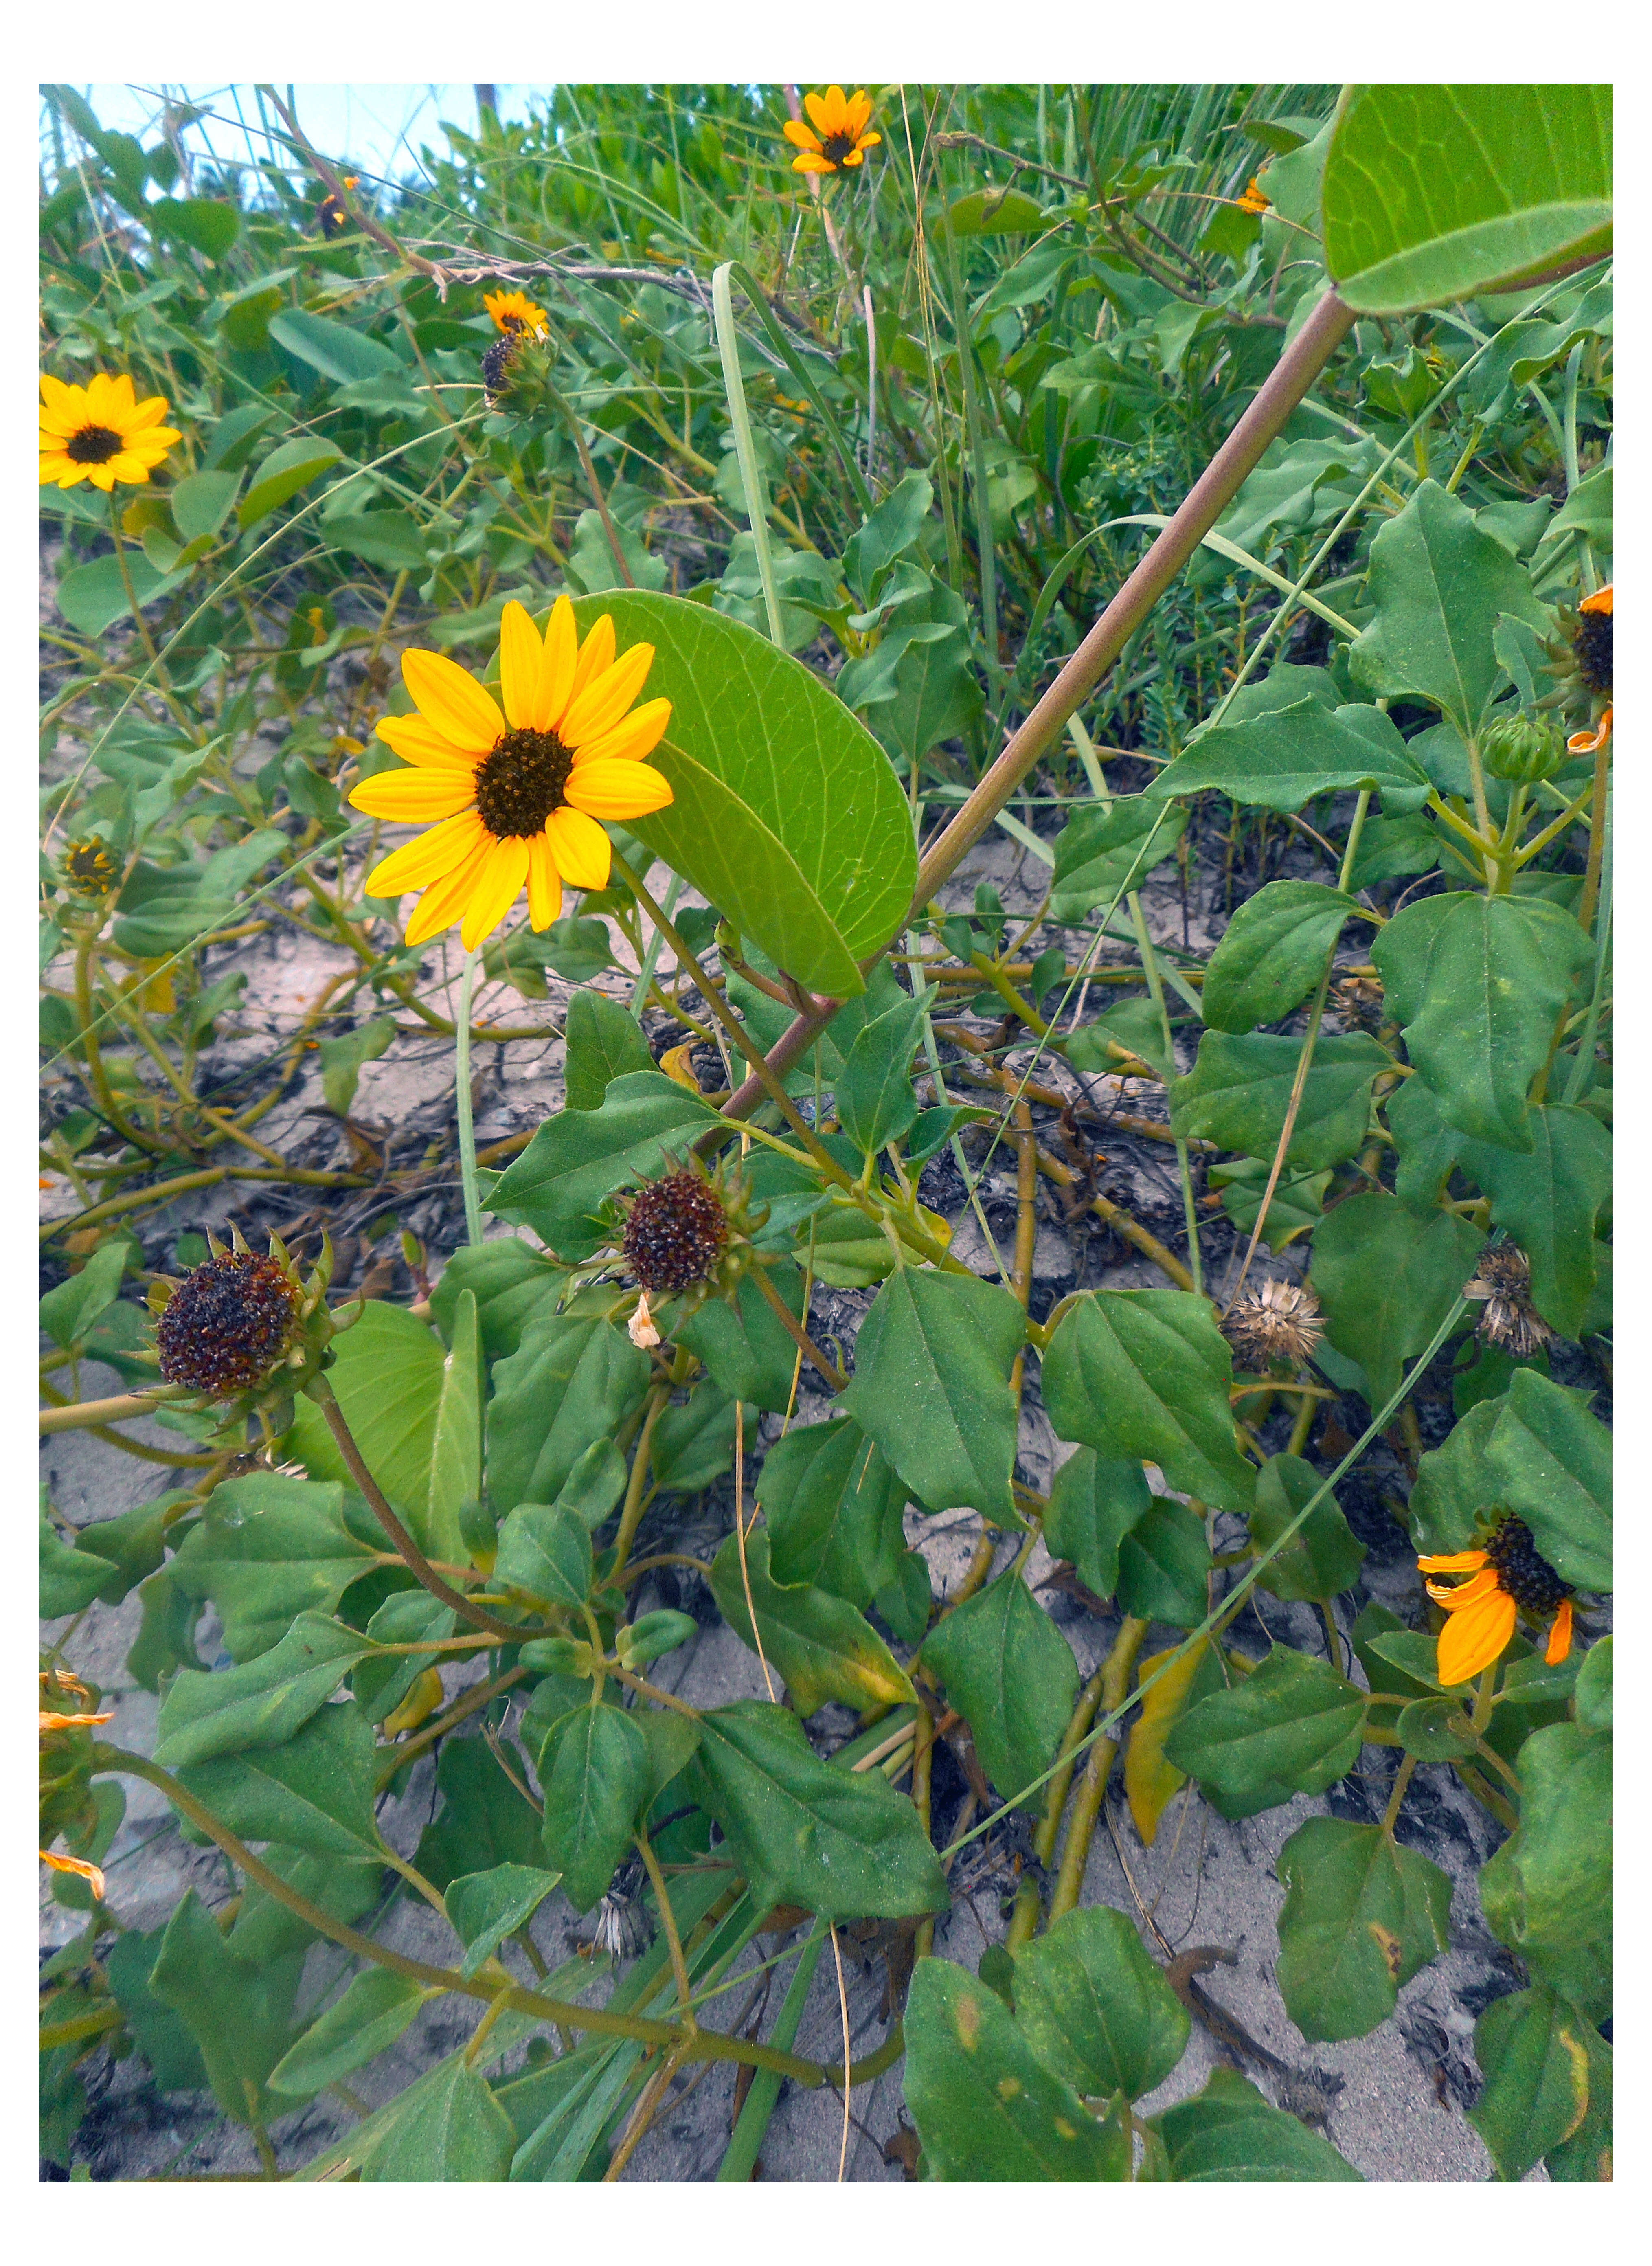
[351, 599, 674, 950]
[783, 87, 881, 174]
[39, 372, 180, 492]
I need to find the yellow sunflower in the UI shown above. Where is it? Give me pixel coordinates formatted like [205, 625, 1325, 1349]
[783, 87, 881, 175]
[1235, 176, 1271, 215]
[484, 287, 549, 336]
[351, 597, 674, 951]
[1418, 1514, 1575, 1687]
[39, 372, 180, 493]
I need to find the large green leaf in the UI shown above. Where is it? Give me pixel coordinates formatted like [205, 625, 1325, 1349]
[494, 1499, 593, 1608]
[415, 1735, 544, 1893]
[673, 1261, 807, 1414]
[1469, 1986, 1596, 2183]
[1350, 481, 1552, 737]
[839, 1267, 1026, 1523]
[154, 1614, 371, 1771]
[177, 1698, 382, 1860]
[1042, 1448, 1152, 1600]
[834, 991, 927, 1157]
[562, 593, 917, 993]
[1308, 1193, 1483, 1409]
[538, 1702, 649, 1911]
[425, 1289, 482, 1566]
[684, 1700, 948, 1920]
[1275, 1818, 1451, 2043]
[756, 1415, 909, 1606]
[446, 1863, 564, 1979]
[486, 1071, 717, 1256]
[485, 1309, 651, 1515]
[1011, 1906, 1190, 2101]
[1170, 1031, 1392, 1171]
[1200, 881, 1358, 1034]
[283, 1303, 463, 1559]
[1248, 1454, 1366, 1604]
[1150, 2067, 1362, 2180]
[268, 307, 404, 384]
[1484, 1367, 1611, 1593]
[904, 1959, 1129, 2180]
[1165, 1643, 1365, 1818]
[1324, 86, 1611, 314]
[709, 1526, 914, 1715]
[1148, 700, 1428, 810]
[1460, 1107, 1611, 1337]
[920, 1572, 1079, 1812]
[1116, 1498, 1213, 1628]
[1040, 1290, 1256, 1515]
[1478, 1722, 1611, 2021]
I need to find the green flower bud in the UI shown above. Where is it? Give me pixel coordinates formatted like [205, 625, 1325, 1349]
[1481, 713, 1564, 784]
[616, 1610, 699, 1670]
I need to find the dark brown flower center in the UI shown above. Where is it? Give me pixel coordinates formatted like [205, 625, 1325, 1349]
[473, 728, 575, 838]
[63, 839, 115, 891]
[65, 424, 122, 465]
[623, 1170, 729, 1294]
[155, 1252, 299, 1395]
[1574, 608, 1612, 696]
[1485, 1515, 1572, 1614]
[821, 132, 858, 167]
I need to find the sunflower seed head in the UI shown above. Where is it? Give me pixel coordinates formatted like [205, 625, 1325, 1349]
[1220, 1276, 1325, 1372]
[1465, 1245, 1552, 1357]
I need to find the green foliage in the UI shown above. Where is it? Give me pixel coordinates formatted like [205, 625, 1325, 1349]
[921, 1572, 1079, 1811]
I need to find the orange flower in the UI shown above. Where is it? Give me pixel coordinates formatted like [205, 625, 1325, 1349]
[1567, 582, 1612, 752]
[1235, 176, 1271, 215]
[1419, 1515, 1574, 1686]
[783, 86, 881, 176]
[39, 1849, 106, 1900]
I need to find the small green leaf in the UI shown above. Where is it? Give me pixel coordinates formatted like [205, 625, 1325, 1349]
[165, 1473, 379, 1662]
[1165, 1642, 1365, 1818]
[238, 436, 344, 529]
[1171, 1030, 1393, 1171]
[268, 1970, 425, 2095]
[1574, 1636, 1611, 1731]
[316, 1016, 395, 1117]
[1011, 1905, 1190, 2101]
[1042, 1448, 1152, 1601]
[485, 1309, 651, 1514]
[40, 1239, 129, 1348]
[40, 1513, 119, 1619]
[710, 1526, 915, 1715]
[268, 307, 403, 384]
[1048, 796, 1186, 921]
[904, 1959, 1130, 2180]
[835, 992, 927, 1157]
[757, 1415, 909, 1607]
[1308, 1194, 1484, 1410]
[839, 1268, 1026, 1523]
[1148, 699, 1428, 810]
[1469, 1986, 1594, 2183]
[1248, 1454, 1366, 1603]
[415, 1735, 543, 1893]
[494, 1500, 593, 1609]
[446, 1863, 564, 1978]
[1201, 882, 1358, 1034]
[1395, 1699, 1477, 1761]
[673, 1263, 808, 1414]
[149, 1891, 303, 2126]
[538, 1702, 649, 1911]
[685, 1701, 948, 1920]
[1460, 1108, 1611, 1338]
[320, 509, 430, 571]
[1324, 86, 1610, 314]
[562, 990, 654, 1111]
[1478, 1721, 1610, 2021]
[1150, 2066, 1363, 2180]
[1275, 1818, 1451, 2043]
[1040, 1290, 1256, 1515]
[359, 2056, 516, 2182]
[920, 1572, 1079, 1812]
[948, 185, 1050, 235]
[283, 1304, 463, 1561]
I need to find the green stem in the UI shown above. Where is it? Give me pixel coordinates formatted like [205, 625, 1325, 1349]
[455, 947, 483, 1247]
[1127, 889, 1202, 1297]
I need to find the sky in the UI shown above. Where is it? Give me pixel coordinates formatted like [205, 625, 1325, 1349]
[52, 86, 542, 193]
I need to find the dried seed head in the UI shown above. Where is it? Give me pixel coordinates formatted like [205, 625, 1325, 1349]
[1220, 1277, 1325, 1372]
[622, 1168, 731, 1295]
[481, 331, 519, 408]
[1464, 1244, 1551, 1358]
[1483, 1513, 1571, 1614]
[154, 1249, 301, 1394]
[1573, 598, 1612, 697]
[1332, 975, 1385, 1034]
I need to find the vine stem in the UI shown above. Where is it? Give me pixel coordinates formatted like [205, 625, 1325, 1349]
[1048, 1617, 1149, 1921]
[455, 946, 484, 1248]
[1126, 890, 1202, 1297]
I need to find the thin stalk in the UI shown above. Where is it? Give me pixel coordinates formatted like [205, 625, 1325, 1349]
[455, 947, 483, 1248]
[1049, 1617, 1149, 1921]
[1127, 890, 1202, 1297]
[712, 262, 785, 646]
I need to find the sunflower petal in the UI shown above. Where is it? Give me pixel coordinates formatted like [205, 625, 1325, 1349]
[783, 120, 821, 151]
[803, 90, 833, 136]
[564, 758, 674, 821]
[526, 835, 564, 930]
[846, 91, 873, 134]
[375, 714, 480, 771]
[1580, 584, 1612, 616]
[1568, 709, 1612, 754]
[348, 770, 477, 823]
[460, 836, 531, 951]
[571, 697, 671, 768]
[539, 594, 579, 729]
[1437, 1588, 1516, 1687]
[498, 599, 545, 731]
[1426, 1568, 1501, 1609]
[364, 811, 485, 898]
[792, 152, 833, 174]
[561, 642, 656, 747]
[405, 834, 496, 947]
[858, 132, 882, 150]
[842, 149, 865, 168]
[568, 613, 616, 703]
[544, 806, 612, 889]
[1416, 1549, 1490, 1573]
[39, 374, 74, 413]
[403, 648, 505, 752]
[1544, 1598, 1574, 1666]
